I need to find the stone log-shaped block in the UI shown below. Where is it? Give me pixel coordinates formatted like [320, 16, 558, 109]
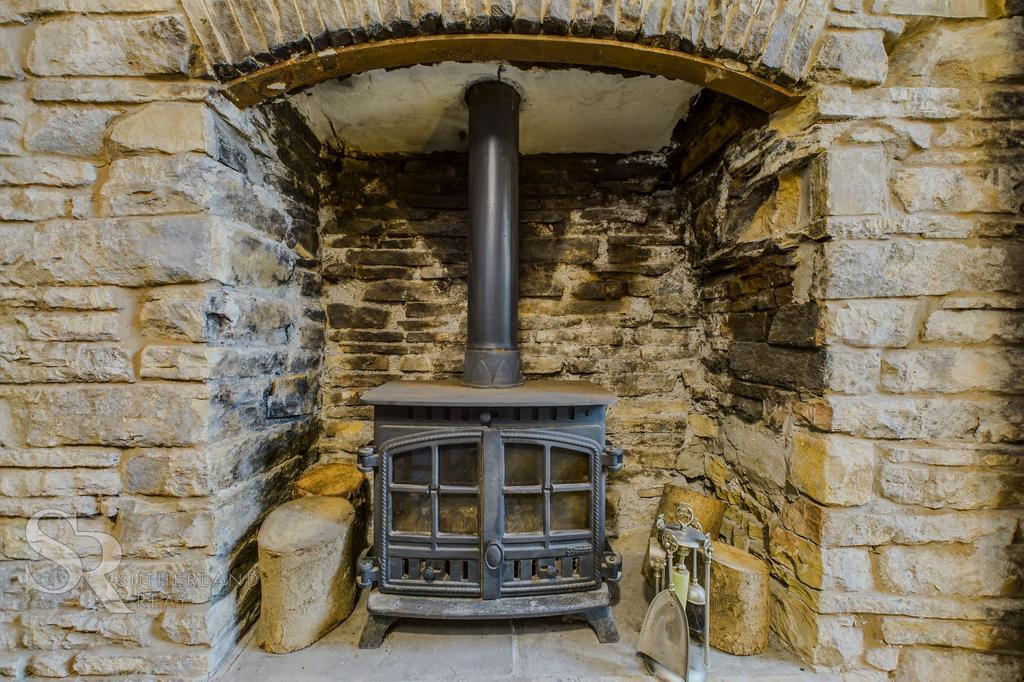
[257, 497, 357, 653]
[704, 541, 770, 656]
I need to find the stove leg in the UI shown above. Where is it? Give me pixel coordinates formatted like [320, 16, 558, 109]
[581, 605, 619, 644]
[358, 613, 397, 649]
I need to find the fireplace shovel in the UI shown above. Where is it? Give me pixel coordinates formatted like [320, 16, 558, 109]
[637, 587, 691, 681]
[637, 507, 708, 682]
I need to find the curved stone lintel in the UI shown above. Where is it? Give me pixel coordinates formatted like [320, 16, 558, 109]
[222, 34, 801, 112]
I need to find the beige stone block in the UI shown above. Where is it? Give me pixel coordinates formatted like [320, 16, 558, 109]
[139, 288, 211, 342]
[20, 610, 150, 649]
[0, 467, 120, 496]
[687, 412, 718, 438]
[829, 394, 1024, 442]
[122, 448, 209, 497]
[0, 158, 96, 186]
[822, 299, 921, 348]
[770, 524, 823, 589]
[32, 77, 210, 103]
[790, 431, 874, 507]
[822, 547, 872, 591]
[114, 497, 212, 558]
[722, 415, 788, 489]
[881, 347, 1024, 394]
[159, 606, 210, 645]
[258, 497, 357, 653]
[0, 217, 230, 287]
[0, 341, 133, 383]
[28, 16, 192, 76]
[15, 311, 119, 341]
[872, 0, 988, 17]
[825, 348, 881, 394]
[820, 237, 1024, 298]
[881, 615, 1024, 650]
[0, 447, 119, 468]
[71, 650, 207, 677]
[783, 496, 1020, 548]
[0, 187, 69, 221]
[924, 309, 1024, 344]
[24, 107, 120, 157]
[880, 462, 1024, 510]
[893, 165, 1023, 213]
[772, 586, 864, 668]
[812, 146, 886, 217]
[812, 30, 888, 86]
[816, 86, 961, 120]
[28, 652, 73, 678]
[894, 647, 1024, 682]
[877, 543, 1021, 597]
[109, 102, 213, 154]
[139, 345, 210, 381]
[23, 384, 209, 447]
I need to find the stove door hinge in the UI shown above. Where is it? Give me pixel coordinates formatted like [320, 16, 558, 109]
[356, 445, 379, 472]
[598, 544, 622, 583]
[356, 547, 379, 589]
[601, 445, 624, 472]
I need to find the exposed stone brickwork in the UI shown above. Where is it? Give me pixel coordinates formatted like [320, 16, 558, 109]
[0, 0, 1022, 679]
[0, 5, 326, 675]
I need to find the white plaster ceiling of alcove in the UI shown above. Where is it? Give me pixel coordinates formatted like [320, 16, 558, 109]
[288, 62, 702, 154]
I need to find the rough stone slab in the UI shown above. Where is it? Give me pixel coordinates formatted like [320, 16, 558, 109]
[0, 187, 70, 221]
[0, 158, 96, 187]
[32, 78, 211, 103]
[27, 16, 193, 76]
[24, 107, 120, 157]
[0, 447, 120, 468]
[0, 217, 222, 287]
[880, 461, 1024, 510]
[816, 239, 1023, 298]
[828, 395, 1024, 442]
[816, 86, 961, 119]
[0, 341, 133, 383]
[881, 347, 1024, 393]
[872, 0, 988, 16]
[811, 30, 888, 85]
[23, 384, 210, 447]
[789, 431, 874, 506]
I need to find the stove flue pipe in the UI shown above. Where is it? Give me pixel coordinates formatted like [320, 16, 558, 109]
[463, 80, 523, 388]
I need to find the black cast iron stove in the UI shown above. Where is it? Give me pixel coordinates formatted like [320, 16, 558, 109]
[355, 80, 623, 648]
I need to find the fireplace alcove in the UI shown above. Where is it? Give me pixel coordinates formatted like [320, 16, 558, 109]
[219, 51, 819, 663]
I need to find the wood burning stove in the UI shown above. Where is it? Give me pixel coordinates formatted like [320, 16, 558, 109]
[354, 80, 623, 648]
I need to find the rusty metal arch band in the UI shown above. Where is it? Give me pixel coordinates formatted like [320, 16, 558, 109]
[222, 34, 800, 112]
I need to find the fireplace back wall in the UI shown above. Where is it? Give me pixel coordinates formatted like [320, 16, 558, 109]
[319, 149, 708, 534]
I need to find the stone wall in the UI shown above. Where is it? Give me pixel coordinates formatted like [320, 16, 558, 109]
[0, 4, 326, 675]
[673, 15, 1024, 677]
[0, 0, 1022, 679]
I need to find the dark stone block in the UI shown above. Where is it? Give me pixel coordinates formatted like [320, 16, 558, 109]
[728, 312, 770, 341]
[728, 341, 826, 392]
[768, 303, 821, 348]
[327, 303, 391, 329]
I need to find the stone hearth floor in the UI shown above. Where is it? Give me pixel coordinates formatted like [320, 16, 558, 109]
[220, 530, 825, 681]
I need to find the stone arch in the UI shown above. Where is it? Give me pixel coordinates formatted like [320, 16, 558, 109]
[181, 0, 826, 110]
